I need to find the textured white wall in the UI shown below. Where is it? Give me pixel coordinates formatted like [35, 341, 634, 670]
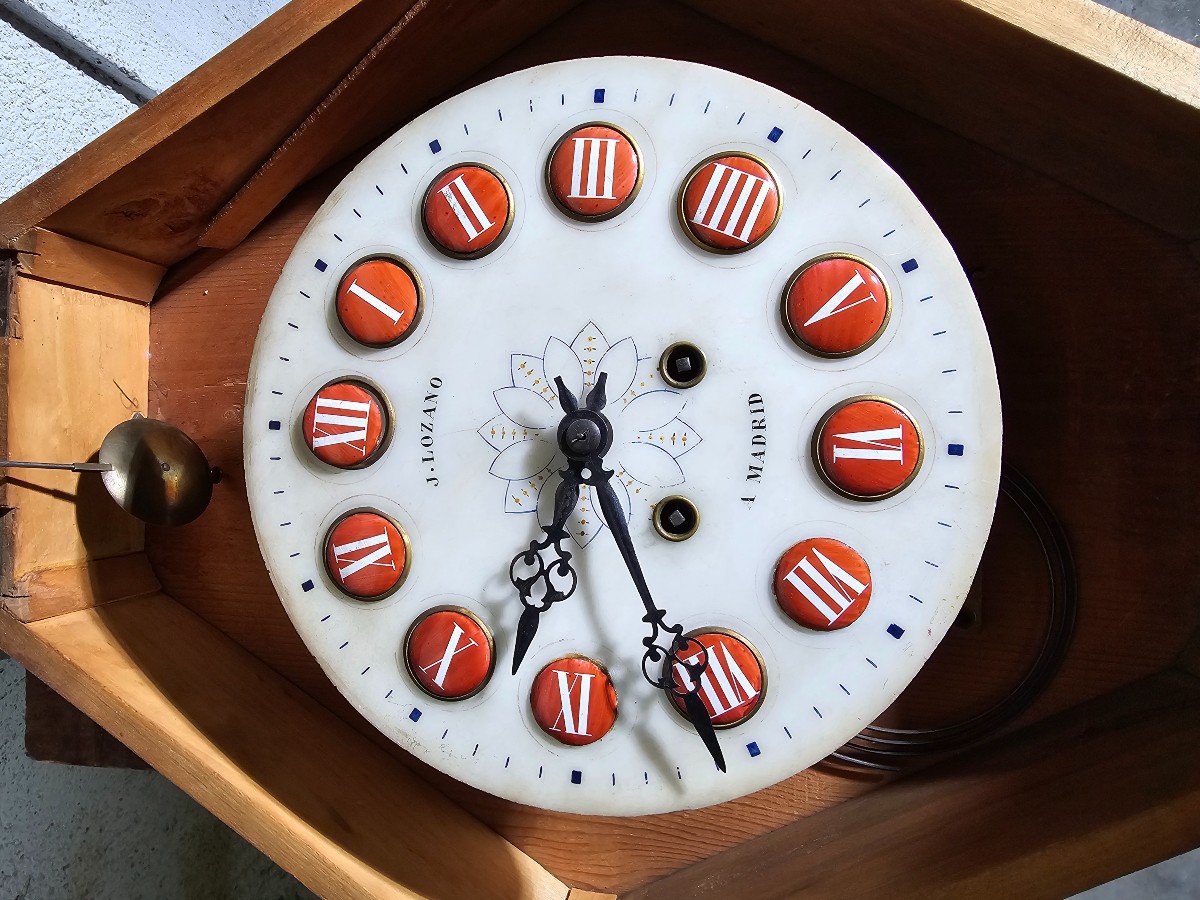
[18, 0, 288, 92]
[0, 17, 135, 200]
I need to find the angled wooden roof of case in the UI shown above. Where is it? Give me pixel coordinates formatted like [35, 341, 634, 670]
[1, 0, 1198, 269]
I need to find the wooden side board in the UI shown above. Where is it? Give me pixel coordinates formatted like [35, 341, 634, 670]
[682, 0, 1200, 239]
[1, 276, 149, 617]
[4, 552, 160, 623]
[0, 594, 569, 900]
[630, 671, 1200, 899]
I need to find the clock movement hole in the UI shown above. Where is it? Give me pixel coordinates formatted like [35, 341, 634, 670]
[653, 495, 700, 541]
[659, 342, 707, 389]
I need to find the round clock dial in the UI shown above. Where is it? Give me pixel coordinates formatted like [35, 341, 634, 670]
[244, 57, 1001, 815]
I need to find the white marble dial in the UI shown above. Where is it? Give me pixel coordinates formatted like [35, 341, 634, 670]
[244, 56, 1001, 815]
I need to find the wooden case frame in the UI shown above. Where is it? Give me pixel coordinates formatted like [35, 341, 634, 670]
[1, 1, 1199, 897]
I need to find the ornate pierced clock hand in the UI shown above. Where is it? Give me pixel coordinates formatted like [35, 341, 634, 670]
[581, 373, 727, 773]
[509, 375, 608, 675]
[509, 467, 579, 675]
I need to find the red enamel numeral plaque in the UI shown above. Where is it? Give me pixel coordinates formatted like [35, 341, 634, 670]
[814, 396, 923, 500]
[336, 257, 423, 347]
[422, 164, 513, 258]
[546, 123, 642, 221]
[783, 255, 890, 357]
[323, 510, 410, 601]
[302, 380, 389, 469]
[405, 608, 495, 701]
[530, 656, 618, 746]
[774, 537, 872, 630]
[679, 153, 780, 253]
[669, 630, 766, 728]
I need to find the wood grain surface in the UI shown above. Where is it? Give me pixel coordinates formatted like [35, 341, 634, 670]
[4, 552, 160, 623]
[2, 278, 148, 588]
[143, 0, 1200, 893]
[13, 229, 164, 304]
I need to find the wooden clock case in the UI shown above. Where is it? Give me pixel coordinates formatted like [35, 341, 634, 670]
[1, 1, 1198, 896]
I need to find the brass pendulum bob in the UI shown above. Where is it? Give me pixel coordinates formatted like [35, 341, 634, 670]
[0, 414, 217, 526]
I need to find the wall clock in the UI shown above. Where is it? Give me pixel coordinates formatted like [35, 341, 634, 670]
[244, 56, 1001, 816]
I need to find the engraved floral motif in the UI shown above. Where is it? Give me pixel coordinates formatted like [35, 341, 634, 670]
[478, 322, 702, 546]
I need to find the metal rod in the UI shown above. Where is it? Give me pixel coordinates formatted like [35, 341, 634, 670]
[0, 460, 112, 472]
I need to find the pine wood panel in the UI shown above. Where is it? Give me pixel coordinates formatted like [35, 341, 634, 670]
[0, 594, 569, 900]
[629, 672, 1200, 899]
[2, 279, 148, 587]
[4, 552, 160, 623]
[145, 0, 1200, 892]
[13, 228, 165, 304]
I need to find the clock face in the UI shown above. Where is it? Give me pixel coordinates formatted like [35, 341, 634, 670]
[244, 57, 1001, 815]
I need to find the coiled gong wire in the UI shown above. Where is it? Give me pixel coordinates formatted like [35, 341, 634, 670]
[826, 465, 1077, 771]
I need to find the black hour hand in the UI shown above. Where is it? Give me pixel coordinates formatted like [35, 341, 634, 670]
[508, 375, 611, 675]
[509, 467, 580, 674]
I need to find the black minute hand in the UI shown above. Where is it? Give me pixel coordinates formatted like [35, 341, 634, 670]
[585, 377, 726, 773]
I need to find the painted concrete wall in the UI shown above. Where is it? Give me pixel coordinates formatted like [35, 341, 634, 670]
[1105, 0, 1200, 41]
[0, 0, 1197, 897]
[0, 17, 134, 201]
[18, 0, 289, 93]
